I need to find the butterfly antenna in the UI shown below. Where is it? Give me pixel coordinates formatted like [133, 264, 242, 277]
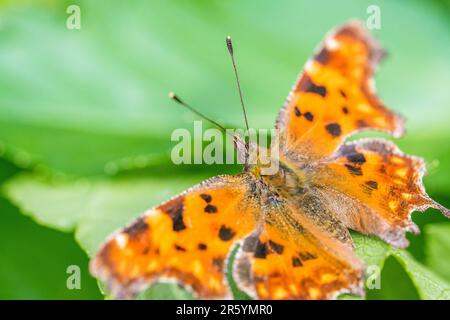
[168, 92, 247, 151]
[168, 92, 228, 132]
[226, 36, 250, 132]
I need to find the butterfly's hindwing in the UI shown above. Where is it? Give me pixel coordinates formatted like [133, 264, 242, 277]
[233, 201, 364, 300]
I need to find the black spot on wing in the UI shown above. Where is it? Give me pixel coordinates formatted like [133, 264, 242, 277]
[339, 89, 347, 99]
[291, 252, 316, 267]
[254, 240, 268, 259]
[198, 243, 207, 251]
[362, 180, 378, 195]
[347, 152, 366, 164]
[314, 47, 330, 64]
[172, 214, 186, 231]
[269, 240, 284, 254]
[365, 180, 378, 190]
[342, 106, 349, 114]
[293, 107, 314, 122]
[160, 197, 186, 232]
[292, 257, 303, 267]
[200, 193, 212, 203]
[204, 204, 218, 214]
[298, 75, 327, 97]
[299, 252, 317, 261]
[325, 123, 342, 137]
[219, 225, 236, 241]
[303, 112, 314, 122]
[174, 244, 186, 252]
[306, 82, 327, 97]
[123, 217, 148, 238]
[339, 144, 365, 164]
[345, 164, 363, 176]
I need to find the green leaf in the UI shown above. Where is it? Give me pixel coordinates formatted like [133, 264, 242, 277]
[0, 158, 102, 299]
[4, 174, 92, 231]
[136, 283, 195, 300]
[391, 250, 450, 300]
[0, 195, 102, 299]
[352, 233, 450, 300]
[365, 256, 420, 300]
[0, 156, 19, 182]
[353, 233, 391, 268]
[425, 223, 450, 283]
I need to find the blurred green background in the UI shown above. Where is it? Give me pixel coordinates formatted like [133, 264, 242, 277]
[0, 0, 449, 299]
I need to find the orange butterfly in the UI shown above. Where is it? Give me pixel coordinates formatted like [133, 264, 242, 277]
[90, 21, 449, 300]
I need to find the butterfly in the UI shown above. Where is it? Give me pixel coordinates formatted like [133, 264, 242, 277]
[90, 20, 449, 300]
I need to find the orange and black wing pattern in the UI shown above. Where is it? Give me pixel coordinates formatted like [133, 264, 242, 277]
[312, 138, 450, 248]
[234, 202, 364, 300]
[276, 21, 404, 159]
[90, 174, 258, 299]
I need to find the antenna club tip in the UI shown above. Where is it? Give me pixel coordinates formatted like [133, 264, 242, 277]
[226, 35, 233, 54]
[168, 92, 176, 99]
[168, 91, 182, 103]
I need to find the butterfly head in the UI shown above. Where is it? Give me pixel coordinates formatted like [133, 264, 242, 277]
[233, 132, 280, 177]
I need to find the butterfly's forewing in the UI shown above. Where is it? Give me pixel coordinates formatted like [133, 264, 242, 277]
[234, 202, 364, 300]
[312, 139, 450, 248]
[91, 174, 258, 299]
[276, 21, 403, 159]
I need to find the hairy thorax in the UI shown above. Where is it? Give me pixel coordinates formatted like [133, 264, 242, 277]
[250, 158, 353, 245]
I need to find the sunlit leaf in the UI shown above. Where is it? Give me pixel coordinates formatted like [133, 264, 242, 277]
[425, 223, 450, 283]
